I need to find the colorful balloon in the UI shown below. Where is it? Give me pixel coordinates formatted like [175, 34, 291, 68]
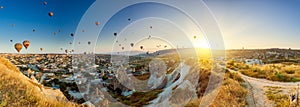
[23, 40, 30, 49]
[14, 43, 23, 53]
[43, 1, 47, 5]
[95, 21, 100, 26]
[48, 12, 53, 17]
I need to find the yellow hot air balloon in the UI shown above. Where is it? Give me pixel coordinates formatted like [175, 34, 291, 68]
[23, 40, 30, 49]
[15, 43, 23, 53]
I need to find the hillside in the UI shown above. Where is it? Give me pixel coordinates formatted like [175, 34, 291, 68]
[0, 57, 76, 107]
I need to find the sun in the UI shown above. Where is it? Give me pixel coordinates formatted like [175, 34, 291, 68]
[194, 39, 210, 49]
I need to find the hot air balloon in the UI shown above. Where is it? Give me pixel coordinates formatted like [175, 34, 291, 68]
[69, 42, 72, 45]
[194, 36, 197, 39]
[128, 18, 131, 21]
[95, 21, 100, 26]
[114, 33, 117, 37]
[164, 45, 167, 48]
[146, 51, 149, 55]
[122, 47, 124, 50]
[150, 26, 152, 29]
[82, 30, 85, 32]
[148, 35, 151, 39]
[14, 43, 23, 53]
[53, 32, 57, 35]
[78, 42, 81, 44]
[33, 29, 36, 32]
[40, 48, 44, 51]
[72, 50, 74, 53]
[70, 33, 74, 37]
[140, 46, 143, 50]
[23, 40, 30, 49]
[65, 49, 68, 54]
[10, 40, 13, 42]
[130, 43, 134, 47]
[88, 41, 91, 45]
[43, 1, 47, 5]
[60, 48, 63, 50]
[48, 12, 53, 17]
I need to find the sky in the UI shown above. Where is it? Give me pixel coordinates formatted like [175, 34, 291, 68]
[0, 0, 300, 53]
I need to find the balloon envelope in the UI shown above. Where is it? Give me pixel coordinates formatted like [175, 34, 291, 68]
[140, 46, 143, 50]
[48, 12, 53, 17]
[95, 21, 100, 26]
[14, 43, 23, 53]
[23, 40, 30, 49]
[130, 43, 134, 47]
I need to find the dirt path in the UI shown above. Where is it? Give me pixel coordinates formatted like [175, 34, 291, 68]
[227, 68, 299, 107]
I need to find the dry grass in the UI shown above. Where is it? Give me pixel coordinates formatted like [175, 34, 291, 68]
[0, 57, 77, 107]
[186, 71, 248, 107]
[264, 86, 290, 107]
[228, 60, 300, 82]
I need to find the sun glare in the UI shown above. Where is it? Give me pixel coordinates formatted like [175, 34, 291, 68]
[194, 39, 210, 49]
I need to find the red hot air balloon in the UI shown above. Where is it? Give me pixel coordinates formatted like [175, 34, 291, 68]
[23, 40, 30, 49]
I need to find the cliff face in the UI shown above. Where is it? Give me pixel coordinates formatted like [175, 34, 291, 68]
[0, 57, 75, 107]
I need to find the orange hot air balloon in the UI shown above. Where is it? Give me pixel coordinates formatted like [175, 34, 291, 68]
[95, 21, 100, 26]
[15, 43, 23, 53]
[48, 12, 53, 17]
[23, 40, 30, 49]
